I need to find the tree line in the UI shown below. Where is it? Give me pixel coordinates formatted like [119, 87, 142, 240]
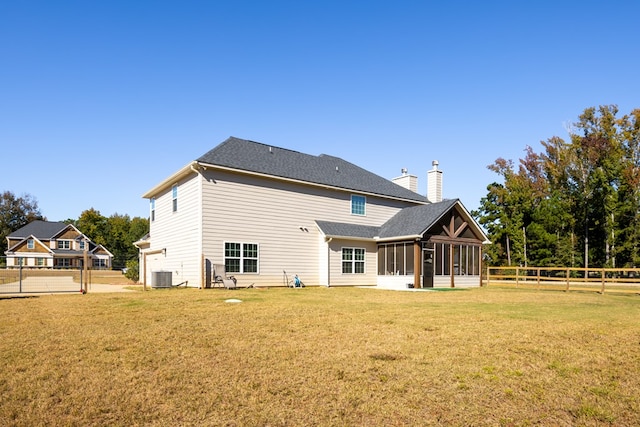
[474, 105, 640, 269]
[0, 191, 148, 274]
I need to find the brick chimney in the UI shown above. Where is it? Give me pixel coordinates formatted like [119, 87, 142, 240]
[427, 160, 442, 203]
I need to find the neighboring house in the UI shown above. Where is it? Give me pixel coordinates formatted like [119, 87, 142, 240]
[5, 221, 114, 269]
[138, 137, 488, 289]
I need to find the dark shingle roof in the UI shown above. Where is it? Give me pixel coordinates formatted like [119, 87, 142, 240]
[315, 199, 459, 240]
[197, 137, 427, 202]
[378, 199, 458, 238]
[315, 221, 380, 239]
[7, 221, 69, 239]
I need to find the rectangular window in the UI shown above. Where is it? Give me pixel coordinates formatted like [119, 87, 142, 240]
[36, 258, 45, 266]
[57, 240, 71, 250]
[172, 186, 178, 212]
[150, 198, 156, 221]
[27, 239, 34, 249]
[55, 258, 71, 268]
[342, 247, 365, 274]
[79, 241, 85, 251]
[93, 259, 106, 268]
[225, 242, 259, 274]
[351, 195, 366, 216]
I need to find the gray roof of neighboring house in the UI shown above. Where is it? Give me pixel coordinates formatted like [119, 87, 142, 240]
[315, 199, 461, 240]
[197, 137, 428, 203]
[7, 221, 69, 239]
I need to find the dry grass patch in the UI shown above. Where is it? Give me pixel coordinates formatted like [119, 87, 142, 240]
[1, 287, 639, 426]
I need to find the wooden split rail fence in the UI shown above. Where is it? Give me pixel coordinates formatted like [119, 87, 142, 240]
[486, 266, 640, 294]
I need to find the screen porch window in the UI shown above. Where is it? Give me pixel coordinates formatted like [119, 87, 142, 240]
[225, 242, 259, 273]
[377, 242, 414, 275]
[434, 243, 480, 276]
[351, 195, 366, 216]
[342, 247, 365, 274]
[172, 186, 178, 212]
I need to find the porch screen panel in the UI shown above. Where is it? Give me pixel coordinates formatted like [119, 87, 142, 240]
[406, 243, 414, 275]
[460, 245, 467, 275]
[394, 244, 405, 275]
[443, 244, 450, 275]
[377, 246, 385, 275]
[386, 245, 394, 275]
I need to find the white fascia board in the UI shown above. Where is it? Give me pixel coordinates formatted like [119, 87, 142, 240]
[323, 235, 378, 242]
[142, 161, 199, 199]
[375, 235, 422, 243]
[454, 200, 490, 242]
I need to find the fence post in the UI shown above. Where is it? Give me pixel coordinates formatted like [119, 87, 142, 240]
[486, 266, 490, 287]
[601, 268, 606, 294]
[515, 267, 519, 288]
[537, 268, 541, 290]
[19, 258, 23, 293]
[565, 268, 570, 292]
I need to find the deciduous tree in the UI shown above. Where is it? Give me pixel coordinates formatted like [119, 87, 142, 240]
[0, 191, 44, 256]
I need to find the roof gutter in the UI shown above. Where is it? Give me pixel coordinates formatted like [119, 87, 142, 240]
[142, 161, 200, 198]
[375, 235, 422, 243]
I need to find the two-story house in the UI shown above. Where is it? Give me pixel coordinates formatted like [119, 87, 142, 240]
[5, 221, 114, 269]
[138, 137, 488, 289]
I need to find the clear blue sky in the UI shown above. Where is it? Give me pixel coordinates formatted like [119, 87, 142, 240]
[2, 1, 639, 221]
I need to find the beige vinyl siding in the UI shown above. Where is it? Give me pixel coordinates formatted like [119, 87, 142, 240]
[327, 239, 378, 287]
[146, 172, 202, 287]
[201, 170, 417, 287]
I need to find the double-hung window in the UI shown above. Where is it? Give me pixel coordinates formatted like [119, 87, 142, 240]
[57, 240, 71, 250]
[172, 186, 178, 212]
[342, 247, 365, 274]
[351, 195, 366, 216]
[150, 198, 156, 221]
[225, 242, 259, 273]
[27, 239, 34, 249]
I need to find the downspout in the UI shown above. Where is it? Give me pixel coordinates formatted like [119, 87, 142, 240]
[326, 237, 332, 287]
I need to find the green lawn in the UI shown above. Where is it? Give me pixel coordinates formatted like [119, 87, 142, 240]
[1, 287, 639, 426]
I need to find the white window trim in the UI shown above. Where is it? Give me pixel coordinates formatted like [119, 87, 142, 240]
[27, 239, 34, 249]
[57, 240, 72, 250]
[224, 242, 260, 274]
[342, 247, 366, 274]
[172, 186, 178, 213]
[351, 194, 366, 216]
